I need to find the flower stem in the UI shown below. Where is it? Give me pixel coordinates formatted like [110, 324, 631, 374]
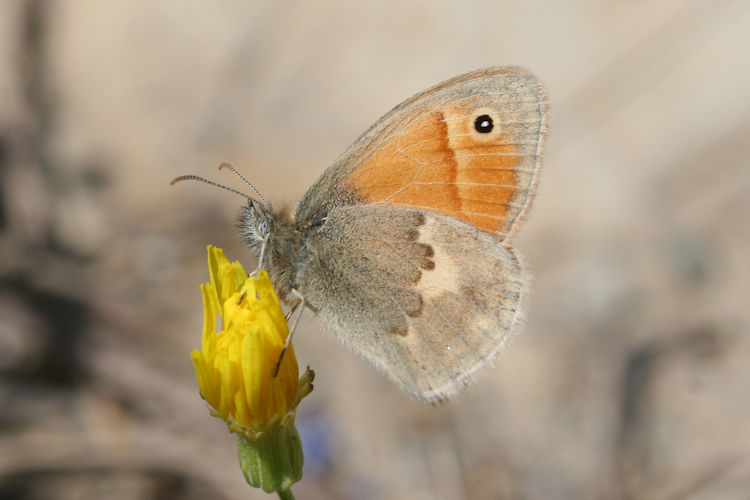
[277, 488, 296, 500]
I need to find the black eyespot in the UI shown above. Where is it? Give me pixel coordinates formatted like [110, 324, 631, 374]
[474, 114, 493, 133]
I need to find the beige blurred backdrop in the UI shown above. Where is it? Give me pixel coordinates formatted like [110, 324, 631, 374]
[1, 1, 749, 499]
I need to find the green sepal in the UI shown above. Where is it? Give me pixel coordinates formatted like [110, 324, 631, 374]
[237, 423, 304, 494]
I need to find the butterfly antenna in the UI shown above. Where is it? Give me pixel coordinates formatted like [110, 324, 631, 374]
[219, 162, 270, 212]
[170, 174, 260, 204]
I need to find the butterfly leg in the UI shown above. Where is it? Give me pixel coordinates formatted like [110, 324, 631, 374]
[253, 235, 269, 276]
[284, 295, 302, 321]
[274, 289, 306, 377]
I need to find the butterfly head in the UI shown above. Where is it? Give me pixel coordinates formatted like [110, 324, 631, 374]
[238, 199, 300, 301]
[238, 200, 272, 252]
[170, 162, 282, 272]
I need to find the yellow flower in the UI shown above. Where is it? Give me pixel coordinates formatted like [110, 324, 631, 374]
[192, 246, 313, 495]
[191, 245, 311, 437]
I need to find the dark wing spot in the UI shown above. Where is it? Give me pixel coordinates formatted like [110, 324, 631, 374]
[421, 260, 435, 271]
[406, 228, 419, 241]
[418, 243, 436, 270]
[390, 324, 408, 336]
[415, 212, 426, 226]
[407, 294, 424, 318]
[410, 269, 422, 285]
[462, 285, 491, 309]
[420, 243, 435, 258]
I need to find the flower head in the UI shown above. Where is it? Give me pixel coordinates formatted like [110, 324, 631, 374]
[191, 246, 313, 495]
[192, 245, 310, 436]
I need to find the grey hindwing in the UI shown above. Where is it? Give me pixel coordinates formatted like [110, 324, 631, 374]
[295, 204, 528, 402]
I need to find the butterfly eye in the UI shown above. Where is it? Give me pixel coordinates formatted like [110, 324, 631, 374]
[258, 218, 269, 236]
[474, 114, 494, 133]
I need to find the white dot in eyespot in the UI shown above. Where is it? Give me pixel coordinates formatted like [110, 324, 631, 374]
[446, 345, 452, 351]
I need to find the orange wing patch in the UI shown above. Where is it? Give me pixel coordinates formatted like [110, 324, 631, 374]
[346, 106, 523, 234]
[347, 112, 461, 216]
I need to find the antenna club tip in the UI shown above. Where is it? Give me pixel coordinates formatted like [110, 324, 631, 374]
[218, 162, 232, 171]
[170, 177, 179, 185]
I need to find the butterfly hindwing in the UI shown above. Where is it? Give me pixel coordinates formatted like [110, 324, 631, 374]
[296, 205, 527, 402]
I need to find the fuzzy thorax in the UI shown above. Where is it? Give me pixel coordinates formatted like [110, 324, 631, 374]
[238, 203, 299, 302]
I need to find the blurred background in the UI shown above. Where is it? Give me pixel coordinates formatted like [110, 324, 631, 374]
[1, 1, 748, 499]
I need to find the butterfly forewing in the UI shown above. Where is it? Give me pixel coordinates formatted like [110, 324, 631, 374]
[295, 66, 548, 240]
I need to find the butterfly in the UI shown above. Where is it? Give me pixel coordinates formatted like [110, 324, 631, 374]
[174, 67, 549, 403]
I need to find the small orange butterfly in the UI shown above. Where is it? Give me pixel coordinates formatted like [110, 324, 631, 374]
[175, 67, 549, 403]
